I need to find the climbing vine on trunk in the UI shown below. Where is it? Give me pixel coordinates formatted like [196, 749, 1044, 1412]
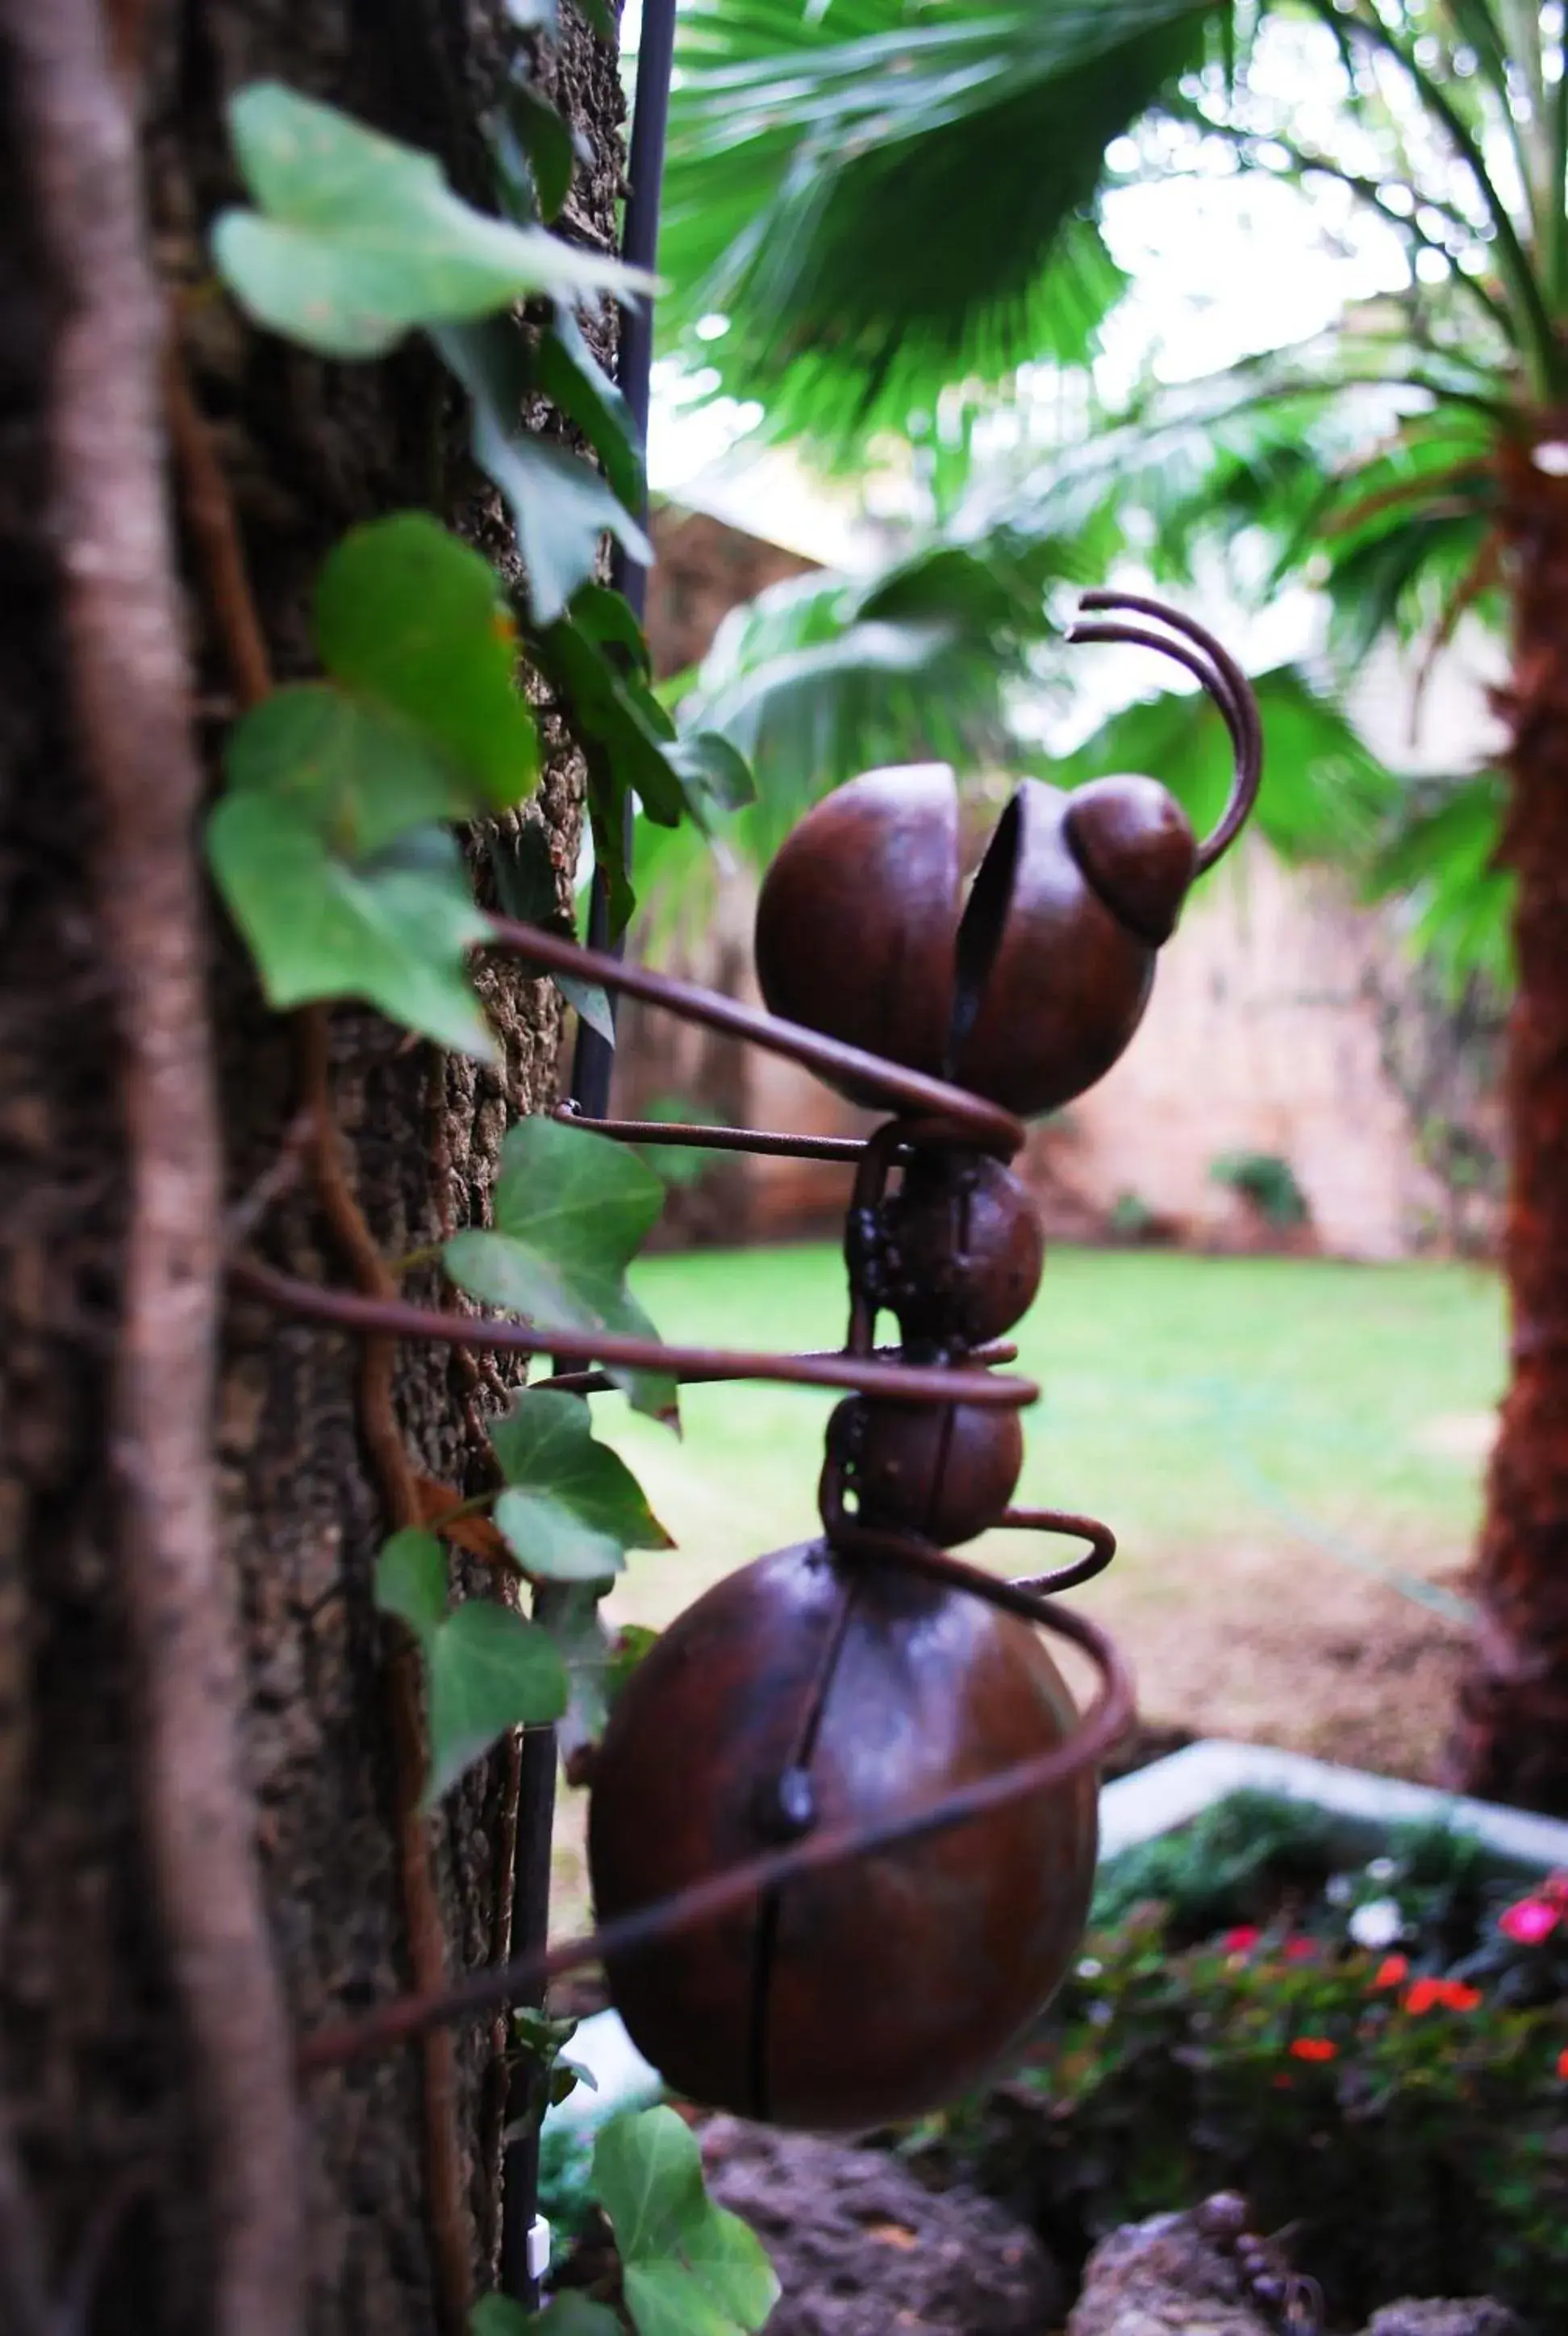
[190, 60, 775, 2336]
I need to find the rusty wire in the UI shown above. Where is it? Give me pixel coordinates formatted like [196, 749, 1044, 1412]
[1068, 588, 1263, 872]
[484, 916, 1025, 1158]
[228, 1254, 1035, 1411]
[554, 1102, 869, 1162]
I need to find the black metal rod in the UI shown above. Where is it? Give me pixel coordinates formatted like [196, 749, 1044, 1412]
[568, 0, 678, 1120]
[507, 0, 680, 2303]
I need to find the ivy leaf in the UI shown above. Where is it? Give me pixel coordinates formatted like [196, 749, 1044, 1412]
[208, 803, 496, 1058]
[665, 732, 757, 820]
[436, 320, 651, 625]
[573, 0, 617, 40]
[549, 2055, 595, 2106]
[427, 1600, 567, 1804]
[491, 1388, 672, 1582]
[315, 515, 538, 809]
[572, 583, 652, 673]
[547, 2303, 623, 2336]
[534, 2297, 620, 2336]
[471, 2294, 620, 2336]
[533, 617, 685, 827]
[505, 75, 576, 223]
[499, 440, 652, 633]
[524, 584, 693, 940]
[214, 83, 650, 359]
[374, 1529, 448, 1647]
[534, 1581, 615, 1758]
[537, 307, 644, 514]
[225, 686, 477, 857]
[593, 2109, 778, 2336]
[443, 1117, 675, 1420]
[488, 827, 615, 1046]
[470, 2301, 532, 2336]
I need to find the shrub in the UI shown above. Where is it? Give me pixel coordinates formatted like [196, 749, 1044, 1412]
[899, 1802, 1568, 2324]
[1210, 1150, 1310, 1229]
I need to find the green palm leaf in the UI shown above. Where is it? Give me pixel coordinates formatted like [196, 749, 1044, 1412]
[673, 524, 1099, 859]
[661, 0, 1220, 456]
[1367, 769, 1513, 993]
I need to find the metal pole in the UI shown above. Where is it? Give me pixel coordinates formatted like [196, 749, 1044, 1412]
[502, 0, 679, 2301]
[569, 0, 678, 1121]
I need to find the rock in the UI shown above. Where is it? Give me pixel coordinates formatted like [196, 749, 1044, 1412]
[1065, 2205, 1525, 2336]
[1362, 2305, 1523, 2336]
[1066, 2211, 1273, 2336]
[698, 2115, 1063, 2335]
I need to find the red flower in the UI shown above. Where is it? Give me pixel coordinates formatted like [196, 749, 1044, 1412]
[1289, 2037, 1337, 2063]
[1283, 1938, 1319, 1963]
[1405, 1978, 1483, 2014]
[1223, 1926, 1261, 1953]
[1556, 2046, 1568, 2081]
[1372, 1954, 1409, 1990]
[1499, 1896, 1561, 1946]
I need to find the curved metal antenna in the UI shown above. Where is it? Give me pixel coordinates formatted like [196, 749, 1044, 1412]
[1067, 587, 1263, 874]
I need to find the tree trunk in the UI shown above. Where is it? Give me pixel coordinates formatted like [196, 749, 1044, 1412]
[0, 2, 623, 2328]
[1451, 440, 1568, 1812]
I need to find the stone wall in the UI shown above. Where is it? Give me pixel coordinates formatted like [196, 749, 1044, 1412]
[644, 503, 816, 679]
[615, 843, 1502, 1258]
[1033, 842, 1499, 1260]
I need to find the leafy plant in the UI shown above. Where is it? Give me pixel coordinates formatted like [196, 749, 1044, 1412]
[357, 1106, 685, 1805]
[474, 2109, 779, 2336]
[1209, 1151, 1311, 1232]
[177, 41, 782, 2334]
[1090, 1788, 1340, 1940]
[594, 2108, 778, 2336]
[1106, 1192, 1159, 1244]
[444, 1117, 676, 1421]
[214, 82, 649, 360]
[211, 80, 753, 971]
[909, 1840, 1568, 2322]
[209, 513, 530, 1057]
[205, 75, 747, 1808]
[200, 63, 770, 1806]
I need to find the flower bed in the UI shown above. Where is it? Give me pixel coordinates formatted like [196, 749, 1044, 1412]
[894, 1792, 1568, 2327]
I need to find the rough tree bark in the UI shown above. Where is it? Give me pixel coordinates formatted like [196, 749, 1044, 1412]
[0, 1, 624, 2329]
[1452, 439, 1568, 1812]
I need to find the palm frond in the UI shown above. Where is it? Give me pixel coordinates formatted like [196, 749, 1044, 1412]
[673, 523, 1098, 860]
[1043, 662, 1403, 866]
[661, 0, 1220, 459]
[1295, 407, 1503, 665]
[1366, 768, 1513, 995]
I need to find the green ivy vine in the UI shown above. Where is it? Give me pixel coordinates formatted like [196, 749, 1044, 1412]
[201, 43, 773, 2336]
[205, 61, 715, 1817]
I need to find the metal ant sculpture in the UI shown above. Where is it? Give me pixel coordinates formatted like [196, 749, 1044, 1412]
[577, 591, 1261, 2130]
[280, 590, 1262, 2129]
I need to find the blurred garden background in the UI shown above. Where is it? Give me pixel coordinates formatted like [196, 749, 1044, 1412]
[550, 0, 1568, 1919]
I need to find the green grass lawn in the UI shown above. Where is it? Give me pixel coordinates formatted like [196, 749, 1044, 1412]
[593, 1242, 1505, 1631]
